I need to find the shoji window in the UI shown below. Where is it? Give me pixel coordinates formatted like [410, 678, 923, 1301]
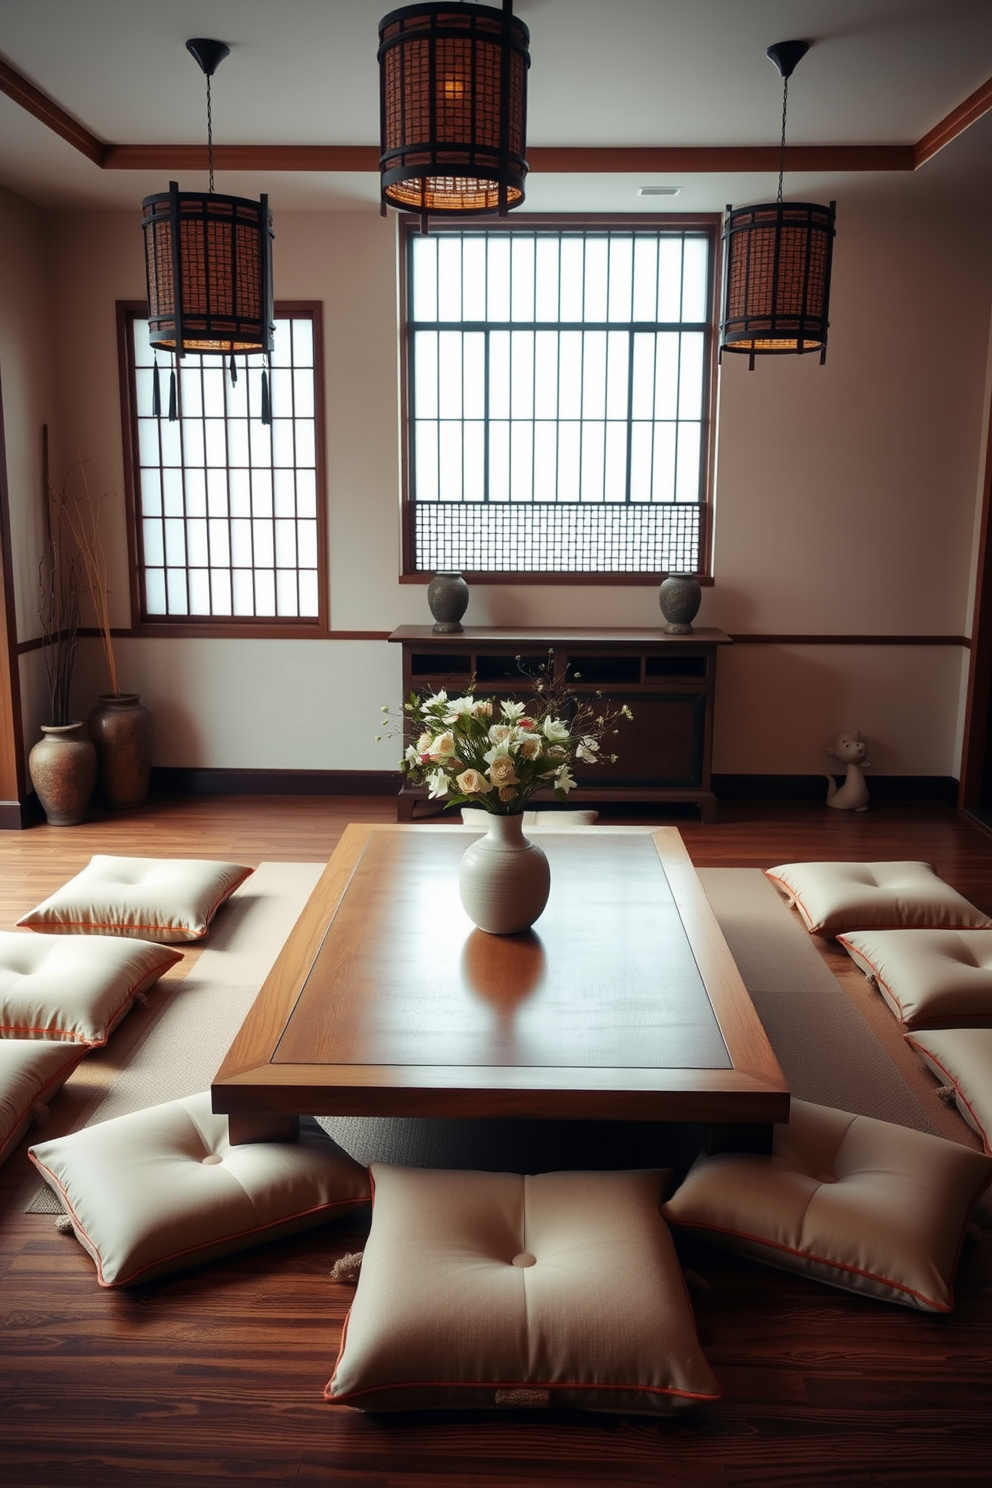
[402, 221, 717, 579]
[119, 302, 327, 631]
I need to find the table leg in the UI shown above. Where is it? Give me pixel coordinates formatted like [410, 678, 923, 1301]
[702, 1122, 773, 1156]
[228, 1112, 300, 1145]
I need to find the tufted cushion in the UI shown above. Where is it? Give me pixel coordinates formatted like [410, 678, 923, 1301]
[17, 856, 254, 943]
[0, 930, 182, 1045]
[29, 1092, 371, 1286]
[906, 1029, 992, 1154]
[663, 1099, 992, 1312]
[840, 928, 992, 1029]
[326, 1165, 719, 1414]
[764, 861, 989, 937]
[460, 808, 599, 827]
[0, 1038, 88, 1167]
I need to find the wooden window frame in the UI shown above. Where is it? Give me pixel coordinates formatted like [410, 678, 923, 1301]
[117, 300, 330, 638]
[398, 214, 720, 586]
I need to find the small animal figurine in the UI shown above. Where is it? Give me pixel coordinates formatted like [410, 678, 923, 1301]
[824, 732, 872, 812]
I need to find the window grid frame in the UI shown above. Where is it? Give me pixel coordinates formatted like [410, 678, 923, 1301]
[117, 299, 329, 637]
[399, 215, 720, 584]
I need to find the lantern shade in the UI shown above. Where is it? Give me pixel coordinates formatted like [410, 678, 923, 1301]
[141, 182, 274, 355]
[720, 200, 836, 366]
[378, 2, 530, 216]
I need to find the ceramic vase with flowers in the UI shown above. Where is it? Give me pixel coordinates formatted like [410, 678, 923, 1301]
[384, 670, 632, 934]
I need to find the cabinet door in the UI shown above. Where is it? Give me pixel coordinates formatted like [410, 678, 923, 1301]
[576, 692, 706, 787]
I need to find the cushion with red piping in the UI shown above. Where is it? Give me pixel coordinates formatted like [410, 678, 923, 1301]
[662, 1098, 992, 1312]
[17, 855, 253, 943]
[839, 928, 992, 1029]
[0, 930, 182, 1045]
[29, 1092, 371, 1286]
[325, 1164, 719, 1415]
[764, 861, 988, 937]
[906, 1028, 992, 1154]
[0, 1038, 88, 1167]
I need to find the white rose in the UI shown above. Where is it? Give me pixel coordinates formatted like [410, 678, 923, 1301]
[487, 754, 519, 788]
[519, 734, 542, 759]
[456, 768, 492, 795]
[431, 731, 457, 758]
[488, 724, 515, 746]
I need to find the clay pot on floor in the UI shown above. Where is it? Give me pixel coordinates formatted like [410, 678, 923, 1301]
[28, 722, 97, 825]
[88, 693, 152, 809]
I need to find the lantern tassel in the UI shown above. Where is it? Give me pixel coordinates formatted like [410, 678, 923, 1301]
[152, 355, 162, 417]
[261, 364, 271, 426]
[168, 367, 177, 421]
[229, 353, 238, 386]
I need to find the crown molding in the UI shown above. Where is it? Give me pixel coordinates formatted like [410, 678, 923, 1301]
[1, 57, 989, 178]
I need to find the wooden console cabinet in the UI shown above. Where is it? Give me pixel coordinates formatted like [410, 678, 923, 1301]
[388, 625, 732, 821]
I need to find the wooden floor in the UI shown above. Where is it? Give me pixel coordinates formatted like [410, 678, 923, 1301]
[2, 795, 992, 1488]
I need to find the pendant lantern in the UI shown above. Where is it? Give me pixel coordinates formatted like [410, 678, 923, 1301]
[141, 40, 274, 419]
[720, 41, 836, 369]
[377, 0, 530, 221]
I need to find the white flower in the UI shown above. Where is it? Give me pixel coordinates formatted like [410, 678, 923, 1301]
[575, 736, 600, 763]
[556, 764, 577, 793]
[443, 695, 475, 723]
[427, 768, 449, 799]
[404, 743, 421, 764]
[488, 724, 515, 747]
[431, 731, 457, 758]
[500, 700, 527, 721]
[543, 716, 570, 743]
[422, 690, 448, 713]
[471, 699, 493, 720]
[519, 734, 542, 759]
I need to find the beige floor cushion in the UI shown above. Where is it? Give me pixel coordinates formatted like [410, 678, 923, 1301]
[17, 855, 254, 942]
[840, 928, 992, 1029]
[29, 1092, 371, 1286]
[326, 1165, 720, 1415]
[0, 931, 182, 1045]
[764, 861, 989, 937]
[906, 1028, 992, 1154]
[0, 1038, 88, 1167]
[460, 808, 599, 827]
[663, 1098, 992, 1312]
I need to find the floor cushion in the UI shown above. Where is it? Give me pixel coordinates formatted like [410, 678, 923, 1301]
[29, 1092, 371, 1286]
[325, 1164, 720, 1415]
[17, 855, 254, 942]
[839, 928, 992, 1029]
[0, 930, 182, 1045]
[662, 1098, 992, 1312]
[0, 1038, 88, 1167]
[764, 861, 989, 937]
[906, 1029, 992, 1154]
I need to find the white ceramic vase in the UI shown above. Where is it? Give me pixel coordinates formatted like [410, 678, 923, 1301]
[458, 812, 551, 935]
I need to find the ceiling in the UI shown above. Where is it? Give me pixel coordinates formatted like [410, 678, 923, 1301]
[1, 0, 991, 214]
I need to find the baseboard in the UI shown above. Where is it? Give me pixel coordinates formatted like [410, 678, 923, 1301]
[712, 774, 959, 804]
[0, 797, 35, 829]
[150, 767, 402, 797]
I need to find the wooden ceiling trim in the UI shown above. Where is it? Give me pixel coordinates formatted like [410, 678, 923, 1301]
[0, 57, 105, 167]
[1, 56, 989, 179]
[915, 74, 992, 167]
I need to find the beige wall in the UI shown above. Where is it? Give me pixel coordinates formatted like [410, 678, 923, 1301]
[2, 167, 991, 778]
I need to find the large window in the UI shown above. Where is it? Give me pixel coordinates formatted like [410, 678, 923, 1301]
[119, 301, 326, 631]
[403, 219, 717, 580]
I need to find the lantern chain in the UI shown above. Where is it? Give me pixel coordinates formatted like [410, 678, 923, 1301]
[777, 75, 789, 204]
[206, 73, 215, 193]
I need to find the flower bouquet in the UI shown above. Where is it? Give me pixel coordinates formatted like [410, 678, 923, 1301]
[379, 666, 632, 933]
[391, 684, 632, 815]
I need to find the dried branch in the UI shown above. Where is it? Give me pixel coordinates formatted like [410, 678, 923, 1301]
[54, 458, 119, 698]
[39, 471, 81, 726]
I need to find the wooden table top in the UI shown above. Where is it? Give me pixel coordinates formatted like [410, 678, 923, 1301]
[212, 825, 789, 1125]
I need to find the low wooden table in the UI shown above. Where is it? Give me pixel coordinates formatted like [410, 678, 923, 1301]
[212, 825, 789, 1146]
